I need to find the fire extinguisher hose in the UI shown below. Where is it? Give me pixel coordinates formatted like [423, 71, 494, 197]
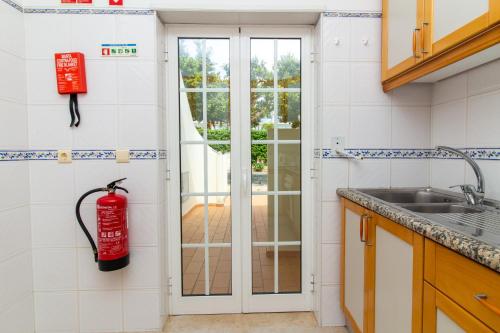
[75, 188, 106, 262]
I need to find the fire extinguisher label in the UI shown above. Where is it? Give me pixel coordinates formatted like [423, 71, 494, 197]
[97, 204, 128, 261]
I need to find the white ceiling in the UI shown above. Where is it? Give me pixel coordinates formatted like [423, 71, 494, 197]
[157, 11, 321, 25]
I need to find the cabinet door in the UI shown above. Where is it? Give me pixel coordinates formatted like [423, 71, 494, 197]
[342, 200, 371, 333]
[428, 0, 495, 55]
[423, 283, 495, 333]
[492, 1, 500, 24]
[372, 215, 424, 333]
[382, 0, 425, 80]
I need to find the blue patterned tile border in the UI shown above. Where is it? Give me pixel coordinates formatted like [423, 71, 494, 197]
[0, 150, 165, 161]
[318, 148, 500, 160]
[439, 148, 500, 160]
[1, 0, 23, 12]
[323, 11, 382, 18]
[72, 150, 115, 160]
[23, 8, 155, 15]
[129, 149, 158, 160]
[2, 148, 499, 161]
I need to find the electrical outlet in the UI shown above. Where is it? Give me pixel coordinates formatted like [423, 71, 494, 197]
[58, 150, 72, 163]
[332, 136, 345, 151]
[116, 149, 130, 163]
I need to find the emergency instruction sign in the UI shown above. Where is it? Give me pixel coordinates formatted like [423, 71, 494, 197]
[101, 44, 137, 57]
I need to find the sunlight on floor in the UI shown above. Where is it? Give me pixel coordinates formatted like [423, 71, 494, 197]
[164, 312, 348, 333]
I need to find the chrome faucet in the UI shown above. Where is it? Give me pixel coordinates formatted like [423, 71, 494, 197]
[436, 146, 485, 206]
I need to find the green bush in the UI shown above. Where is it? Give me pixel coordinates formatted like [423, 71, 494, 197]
[196, 128, 269, 165]
[253, 162, 265, 172]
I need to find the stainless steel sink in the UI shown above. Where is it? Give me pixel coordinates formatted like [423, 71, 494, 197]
[358, 188, 463, 204]
[354, 187, 499, 246]
[399, 204, 483, 214]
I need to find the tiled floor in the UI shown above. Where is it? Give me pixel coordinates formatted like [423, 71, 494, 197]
[164, 312, 348, 333]
[181, 196, 301, 296]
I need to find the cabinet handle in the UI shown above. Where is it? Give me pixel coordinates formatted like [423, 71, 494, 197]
[413, 28, 421, 59]
[474, 294, 500, 316]
[365, 215, 373, 246]
[421, 22, 429, 54]
[359, 214, 367, 243]
[360, 214, 370, 243]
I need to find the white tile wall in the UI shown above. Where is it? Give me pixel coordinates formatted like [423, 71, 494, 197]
[0, 2, 33, 332]
[34, 292, 79, 333]
[314, 14, 433, 327]
[324, 62, 350, 105]
[430, 59, 500, 200]
[391, 160, 429, 187]
[79, 291, 123, 333]
[23, 11, 166, 332]
[349, 159, 391, 188]
[123, 289, 161, 331]
[0, 206, 31, 261]
[467, 91, 500, 147]
[350, 63, 391, 105]
[431, 99, 467, 146]
[349, 106, 390, 148]
[391, 106, 430, 148]
[0, 100, 28, 149]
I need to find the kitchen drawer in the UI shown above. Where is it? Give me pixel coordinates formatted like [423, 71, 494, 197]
[432, 244, 500, 331]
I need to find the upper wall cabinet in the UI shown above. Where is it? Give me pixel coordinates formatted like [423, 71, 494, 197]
[382, 0, 500, 91]
[382, 0, 425, 81]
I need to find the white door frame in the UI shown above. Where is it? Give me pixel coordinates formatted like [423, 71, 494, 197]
[166, 24, 314, 315]
[166, 25, 242, 315]
[239, 26, 314, 313]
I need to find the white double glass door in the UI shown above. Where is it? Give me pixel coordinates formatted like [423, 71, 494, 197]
[167, 25, 312, 314]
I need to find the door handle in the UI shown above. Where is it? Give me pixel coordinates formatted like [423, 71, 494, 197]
[242, 168, 251, 196]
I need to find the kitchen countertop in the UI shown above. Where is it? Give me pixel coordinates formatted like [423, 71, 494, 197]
[337, 188, 500, 273]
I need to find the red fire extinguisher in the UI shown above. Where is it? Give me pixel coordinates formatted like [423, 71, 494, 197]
[76, 178, 130, 271]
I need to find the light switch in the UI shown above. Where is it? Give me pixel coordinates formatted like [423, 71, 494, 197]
[58, 149, 72, 163]
[116, 149, 130, 163]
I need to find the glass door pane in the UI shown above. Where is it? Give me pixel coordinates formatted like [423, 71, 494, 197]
[250, 38, 302, 294]
[179, 38, 232, 296]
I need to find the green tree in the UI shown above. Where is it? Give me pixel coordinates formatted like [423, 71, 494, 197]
[179, 40, 231, 129]
[250, 57, 274, 128]
[277, 54, 300, 127]
[180, 41, 301, 166]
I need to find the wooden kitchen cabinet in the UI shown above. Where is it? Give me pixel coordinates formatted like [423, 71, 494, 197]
[381, 0, 425, 81]
[428, 0, 497, 56]
[372, 214, 424, 333]
[382, 0, 500, 91]
[425, 240, 500, 332]
[341, 199, 423, 333]
[340, 198, 500, 333]
[423, 283, 495, 333]
[341, 199, 372, 333]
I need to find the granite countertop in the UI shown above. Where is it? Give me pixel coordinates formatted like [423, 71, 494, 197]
[337, 188, 500, 273]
